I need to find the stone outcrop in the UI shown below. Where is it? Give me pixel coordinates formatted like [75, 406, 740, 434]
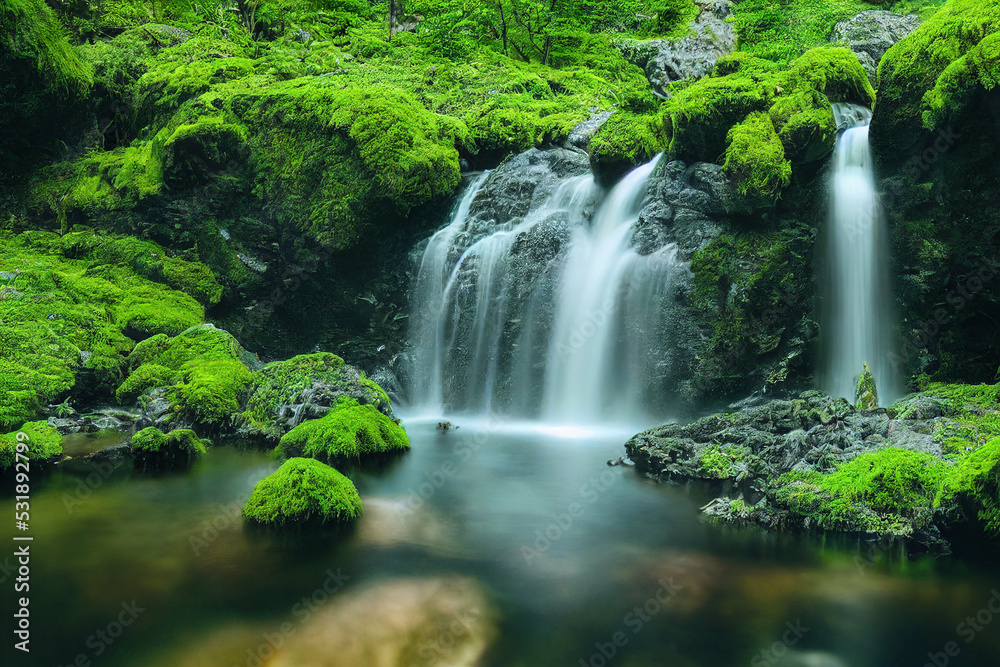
[617, 0, 737, 96]
[830, 11, 920, 86]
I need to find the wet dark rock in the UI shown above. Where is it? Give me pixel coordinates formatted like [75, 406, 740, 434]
[626, 390, 987, 552]
[466, 147, 591, 229]
[632, 160, 753, 259]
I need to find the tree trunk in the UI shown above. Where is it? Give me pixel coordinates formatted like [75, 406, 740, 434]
[498, 1, 508, 55]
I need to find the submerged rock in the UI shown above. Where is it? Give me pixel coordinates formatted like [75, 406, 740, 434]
[268, 577, 496, 667]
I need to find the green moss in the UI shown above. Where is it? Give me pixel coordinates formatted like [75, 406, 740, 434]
[68, 233, 222, 304]
[664, 47, 871, 193]
[0, 231, 214, 426]
[237, 80, 464, 249]
[131, 426, 207, 467]
[780, 448, 946, 532]
[937, 437, 1000, 537]
[731, 0, 888, 64]
[723, 111, 791, 196]
[699, 445, 749, 479]
[243, 457, 362, 526]
[0, 0, 93, 172]
[588, 111, 666, 184]
[276, 398, 409, 464]
[0, 421, 63, 469]
[874, 0, 1000, 158]
[242, 352, 396, 437]
[855, 362, 879, 409]
[120, 325, 254, 424]
[115, 363, 176, 403]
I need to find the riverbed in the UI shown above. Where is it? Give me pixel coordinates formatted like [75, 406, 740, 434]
[5, 419, 1000, 666]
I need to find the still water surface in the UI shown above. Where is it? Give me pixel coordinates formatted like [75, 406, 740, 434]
[4, 419, 1000, 666]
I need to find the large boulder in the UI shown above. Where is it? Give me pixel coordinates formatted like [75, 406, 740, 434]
[240, 352, 395, 441]
[831, 11, 920, 86]
[617, 0, 737, 97]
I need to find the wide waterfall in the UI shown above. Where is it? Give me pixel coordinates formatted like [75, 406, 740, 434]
[406, 152, 685, 425]
[820, 104, 899, 404]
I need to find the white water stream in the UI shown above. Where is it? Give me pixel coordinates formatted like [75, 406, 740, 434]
[821, 104, 899, 404]
[407, 156, 684, 424]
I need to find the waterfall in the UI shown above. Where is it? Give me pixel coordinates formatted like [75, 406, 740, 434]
[406, 154, 685, 424]
[820, 104, 899, 405]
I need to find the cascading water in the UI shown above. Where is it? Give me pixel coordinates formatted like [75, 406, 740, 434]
[406, 153, 685, 424]
[820, 103, 899, 404]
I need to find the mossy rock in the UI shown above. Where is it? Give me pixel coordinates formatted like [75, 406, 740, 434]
[0, 232, 209, 427]
[664, 47, 872, 195]
[160, 117, 248, 190]
[855, 361, 879, 410]
[276, 398, 409, 465]
[118, 325, 255, 426]
[0, 421, 63, 469]
[872, 0, 1000, 163]
[778, 447, 946, 534]
[937, 437, 1000, 538]
[243, 457, 362, 526]
[242, 352, 393, 439]
[587, 111, 666, 186]
[131, 426, 207, 469]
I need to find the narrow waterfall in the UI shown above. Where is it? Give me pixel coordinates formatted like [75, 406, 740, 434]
[542, 156, 675, 423]
[406, 155, 684, 424]
[821, 104, 899, 404]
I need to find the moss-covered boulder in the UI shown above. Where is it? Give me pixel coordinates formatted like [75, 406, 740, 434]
[0, 421, 63, 469]
[131, 426, 207, 469]
[243, 457, 362, 526]
[633, 382, 1000, 550]
[587, 111, 666, 185]
[779, 447, 945, 535]
[118, 324, 255, 427]
[664, 47, 872, 198]
[276, 398, 409, 465]
[871, 0, 1000, 165]
[0, 231, 211, 427]
[242, 352, 393, 440]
